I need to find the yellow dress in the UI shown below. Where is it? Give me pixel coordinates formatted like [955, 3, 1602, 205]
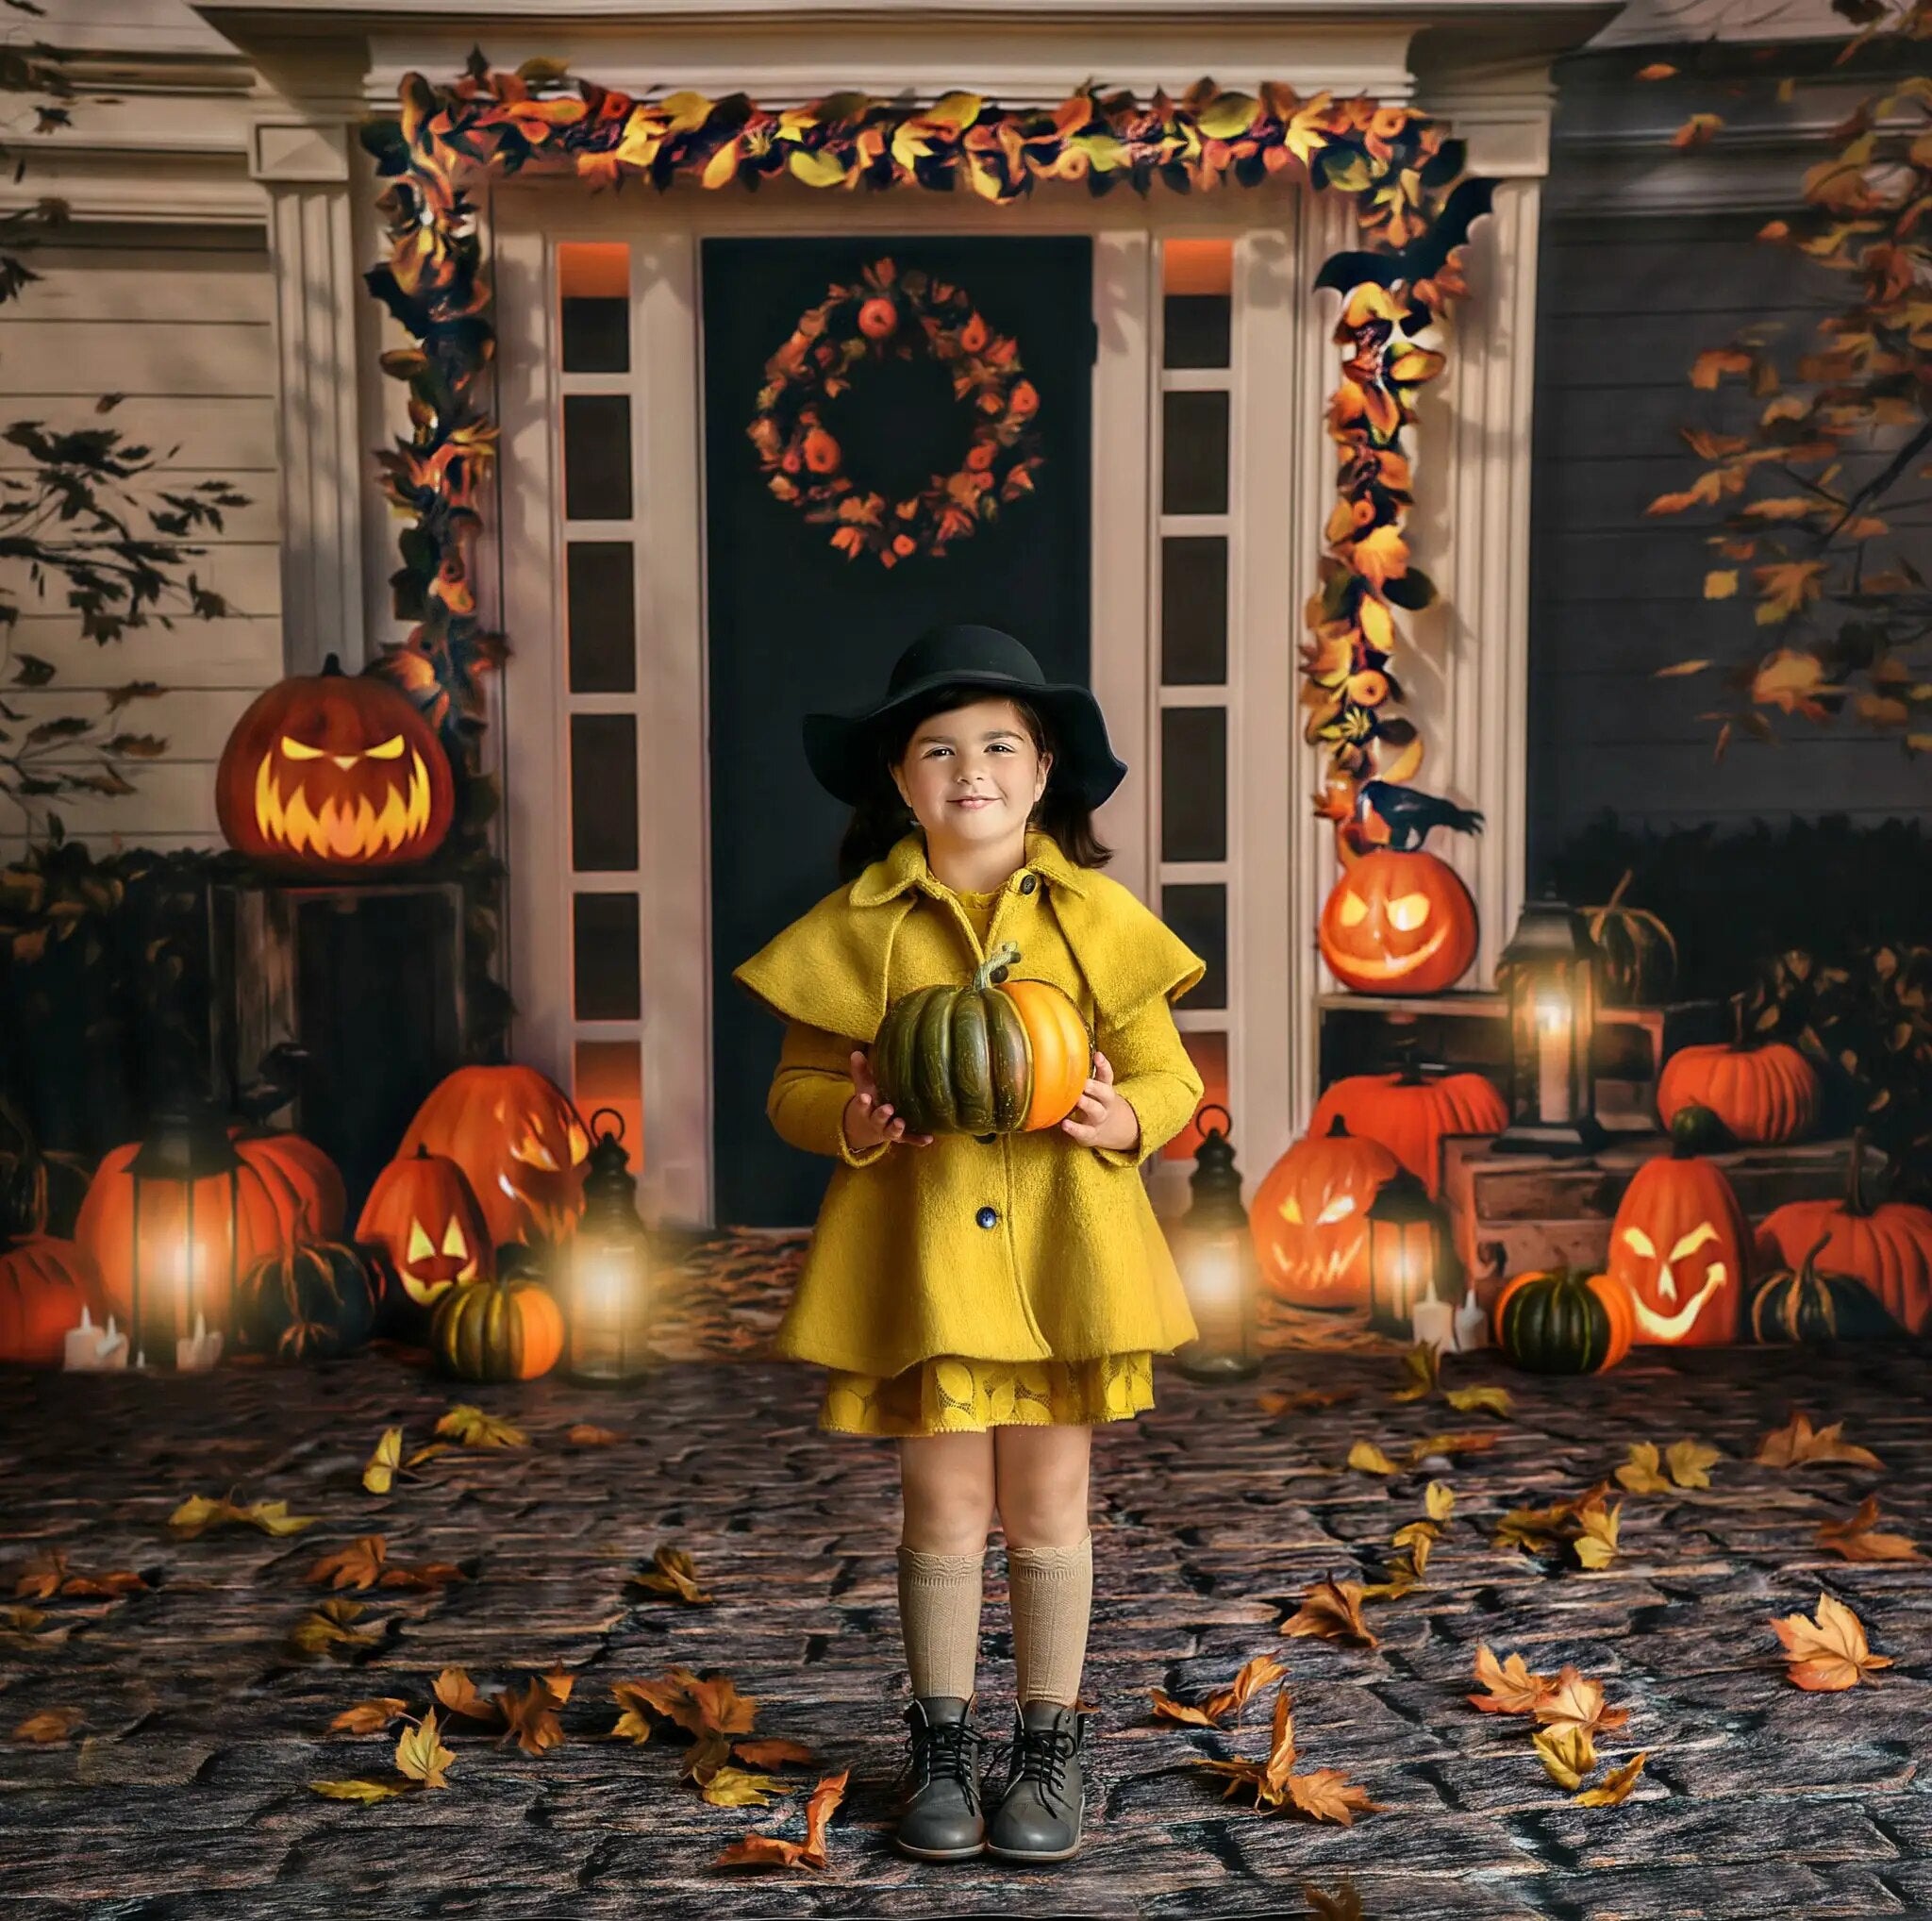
[817, 882, 1158, 1439]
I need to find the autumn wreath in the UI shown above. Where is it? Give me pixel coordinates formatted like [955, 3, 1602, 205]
[745, 257, 1045, 568]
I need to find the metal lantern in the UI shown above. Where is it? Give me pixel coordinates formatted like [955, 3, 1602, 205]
[125, 1090, 241, 1371]
[1494, 889, 1607, 1156]
[1172, 1105, 1261, 1381]
[561, 1108, 654, 1384]
[1364, 1166, 1462, 1340]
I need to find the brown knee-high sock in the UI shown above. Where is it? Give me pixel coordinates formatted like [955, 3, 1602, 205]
[1007, 1533, 1093, 1708]
[896, 1545, 986, 1700]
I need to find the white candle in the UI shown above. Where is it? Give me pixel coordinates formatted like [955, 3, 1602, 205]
[1535, 994, 1574, 1124]
[63, 1307, 129, 1371]
[175, 1309, 223, 1372]
[1410, 1296, 1455, 1354]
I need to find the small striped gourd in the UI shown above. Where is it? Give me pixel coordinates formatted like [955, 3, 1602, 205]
[1492, 1266, 1636, 1375]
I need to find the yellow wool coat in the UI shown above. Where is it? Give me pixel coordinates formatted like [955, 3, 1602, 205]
[730, 827, 1208, 1378]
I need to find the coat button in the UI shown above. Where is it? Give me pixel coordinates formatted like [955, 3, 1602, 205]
[1019, 874, 1038, 894]
[975, 1205, 999, 1229]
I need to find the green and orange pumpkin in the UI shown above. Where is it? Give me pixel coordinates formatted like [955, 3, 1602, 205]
[1492, 1266, 1637, 1375]
[430, 1269, 565, 1381]
[1749, 1234, 1900, 1345]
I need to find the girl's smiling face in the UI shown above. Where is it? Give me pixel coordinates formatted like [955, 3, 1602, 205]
[891, 694, 1052, 851]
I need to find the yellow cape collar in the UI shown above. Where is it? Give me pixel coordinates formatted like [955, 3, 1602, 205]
[848, 827, 1090, 909]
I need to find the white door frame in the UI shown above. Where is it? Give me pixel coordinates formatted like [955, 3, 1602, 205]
[487, 177, 1319, 1228]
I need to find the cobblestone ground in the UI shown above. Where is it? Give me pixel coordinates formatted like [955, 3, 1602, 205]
[1, 1232, 1928, 1919]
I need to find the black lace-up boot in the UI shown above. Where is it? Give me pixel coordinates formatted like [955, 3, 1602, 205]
[985, 1699, 1091, 1863]
[891, 1694, 991, 1861]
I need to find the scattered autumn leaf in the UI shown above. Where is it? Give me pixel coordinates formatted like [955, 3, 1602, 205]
[496, 1674, 569, 1756]
[1665, 1440, 1721, 1490]
[395, 1708, 456, 1789]
[713, 1765, 849, 1870]
[1572, 1491, 1624, 1571]
[702, 1765, 793, 1809]
[732, 1737, 818, 1769]
[565, 1424, 623, 1446]
[1424, 1481, 1456, 1524]
[1391, 1344, 1440, 1402]
[1152, 1652, 1287, 1727]
[1469, 1645, 1557, 1716]
[1282, 1579, 1379, 1649]
[1535, 1669, 1632, 1737]
[170, 1494, 319, 1539]
[12, 1552, 147, 1603]
[630, 1544, 715, 1606]
[362, 1427, 403, 1495]
[434, 1665, 503, 1726]
[1756, 1412, 1883, 1471]
[1534, 1721, 1598, 1790]
[1816, 1497, 1921, 1563]
[287, 1597, 383, 1661]
[330, 1697, 409, 1735]
[1672, 112, 1724, 148]
[1444, 1384, 1513, 1418]
[1772, 1592, 1891, 1692]
[434, 1404, 528, 1449]
[1347, 1439, 1401, 1477]
[1636, 61, 1677, 78]
[1407, 1431, 1499, 1467]
[0, 1606, 71, 1650]
[1283, 1768, 1383, 1826]
[12, 1708, 83, 1744]
[309, 1776, 406, 1802]
[1257, 1387, 1360, 1416]
[1575, 1751, 1649, 1806]
[309, 1536, 390, 1593]
[1616, 1443, 1673, 1495]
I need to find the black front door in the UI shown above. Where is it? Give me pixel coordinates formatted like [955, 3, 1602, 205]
[702, 234, 1093, 1228]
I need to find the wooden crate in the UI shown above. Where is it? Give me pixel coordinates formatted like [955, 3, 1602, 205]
[1442, 1131, 1874, 1306]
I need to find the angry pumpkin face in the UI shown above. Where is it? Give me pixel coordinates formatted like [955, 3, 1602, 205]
[1607, 1143, 1750, 1345]
[1249, 1116, 1399, 1310]
[1319, 849, 1479, 996]
[396, 1065, 592, 1252]
[355, 1146, 493, 1321]
[216, 654, 454, 874]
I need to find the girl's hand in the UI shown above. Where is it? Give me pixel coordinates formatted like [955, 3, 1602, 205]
[1060, 1049, 1141, 1153]
[844, 1046, 936, 1151]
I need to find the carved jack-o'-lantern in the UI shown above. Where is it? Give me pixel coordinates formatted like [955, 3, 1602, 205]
[396, 1066, 591, 1252]
[1318, 849, 1479, 996]
[216, 654, 454, 874]
[1607, 1107, 1750, 1345]
[356, 1145, 493, 1329]
[1249, 1116, 1400, 1310]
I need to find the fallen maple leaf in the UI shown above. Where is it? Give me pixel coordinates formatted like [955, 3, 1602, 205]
[1616, 1443, 1673, 1495]
[395, 1708, 456, 1789]
[1282, 1579, 1379, 1649]
[1407, 1430, 1499, 1467]
[1574, 1751, 1649, 1806]
[1665, 1439, 1721, 1489]
[330, 1697, 410, 1735]
[1152, 1652, 1287, 1727]
[12, 1551, 145, 1602]
[732, 1737, 817, 1769]
[1534, 1721, 1597, 1790]
[170, 1493, 319, 1538]
[714, 1766, 848, 1870]
[1469, 1645, 1557, 1715]
[434, 1665, 504, 1726]
[1772, 1593, 1892, 1691]
[1283, 1767, 1384, 1826]
[1391, 1344, 1440, 1402]
[0, 1606, 71, 1649]
[12, 1707, 83, 1744]
[286, 1597, 382, 1661]
[1572, 1491, 1623, 1571]
[703, 1764, 793, 1808]
[630, 1544, 715, 1605]
[1424, 1480, 1456, 1524]
[309, 1776, 406, 1802]
[1257, 1387, 1359, 1415]
[308, 1535, 389, 1592]
[377, 1558, 466, 1592]
[1756, 1412, 1883, 1471]
[1303, 1884, 1366, 1921]
[434, 1403, 528, 1449]
[1347, 1439, 1401, 1477]
[565, 1424, 623, 1446]
[1535, 1668, 1632, 1736]
[1816, 1496, 1921, 1563]
[362, 1427, 403, 1495]
[1444, 1384, 1513, 1418]
[495, 1675, 568, 1756]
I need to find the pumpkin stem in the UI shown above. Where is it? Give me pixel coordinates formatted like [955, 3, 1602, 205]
[1798, 1232, 1833, 1281]
[1843, 1127, 1874, 1218]
[1325, 1115, 1353, 1138]
[974, 940, 1022, 992]
[1389, 1035, 1426, 1086]
[320, 652, 344, 678]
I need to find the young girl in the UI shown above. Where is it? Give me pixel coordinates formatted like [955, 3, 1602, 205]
[731, 623, 1206, 1864]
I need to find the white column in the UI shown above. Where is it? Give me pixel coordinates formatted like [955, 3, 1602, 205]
[251, 121, 366, 675]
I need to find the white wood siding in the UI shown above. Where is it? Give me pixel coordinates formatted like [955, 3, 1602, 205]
[0, 238, 282, 852]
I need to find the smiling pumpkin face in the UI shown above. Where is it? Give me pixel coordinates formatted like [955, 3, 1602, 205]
[1319, 849, 1478, 996]
[1607, 1136, 1750, 1345]
[216, 654, 454, 874]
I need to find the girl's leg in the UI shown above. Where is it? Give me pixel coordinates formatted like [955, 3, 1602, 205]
[896, 1431, 996, 1698]
[992, 1425, 1093, 1708]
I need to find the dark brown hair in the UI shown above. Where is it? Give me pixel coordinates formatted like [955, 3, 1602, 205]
[834, 683, 1114, 883]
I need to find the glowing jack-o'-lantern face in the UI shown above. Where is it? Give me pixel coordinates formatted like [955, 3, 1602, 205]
[216, 654, 454, 874]
[355, 1146, 494, 1323]
[1249, 1116, 1400, 1309]
[396, 1066, 592, 1253]
[1607, 1118, 1750, 1345]
[1319, 849, 1479, 997]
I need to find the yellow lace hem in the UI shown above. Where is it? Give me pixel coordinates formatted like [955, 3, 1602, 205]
[818, 1350, 1155, 1437]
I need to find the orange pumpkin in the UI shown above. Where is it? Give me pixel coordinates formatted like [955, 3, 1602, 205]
[215, 654, 454, 874]
[0, 1229, 108, 1366]
[1308, 1056, 1507, 1198]
[1657, 1041, 1820, 1144]
[1607, 1107, 1750, 1346]
[1755, 1128, 1932, 1335]
[76, 1128, 346, 1331]
[356, 1145, 493, 1327]
[431, 1270, 564, 1381]
[397, 1065, 591, 1251]
[1249, 1116, 1400, 1309]
[1319, 848, 1479, 996]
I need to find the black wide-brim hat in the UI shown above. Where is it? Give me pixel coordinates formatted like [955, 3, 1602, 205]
[803, 624, 1127, 809]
